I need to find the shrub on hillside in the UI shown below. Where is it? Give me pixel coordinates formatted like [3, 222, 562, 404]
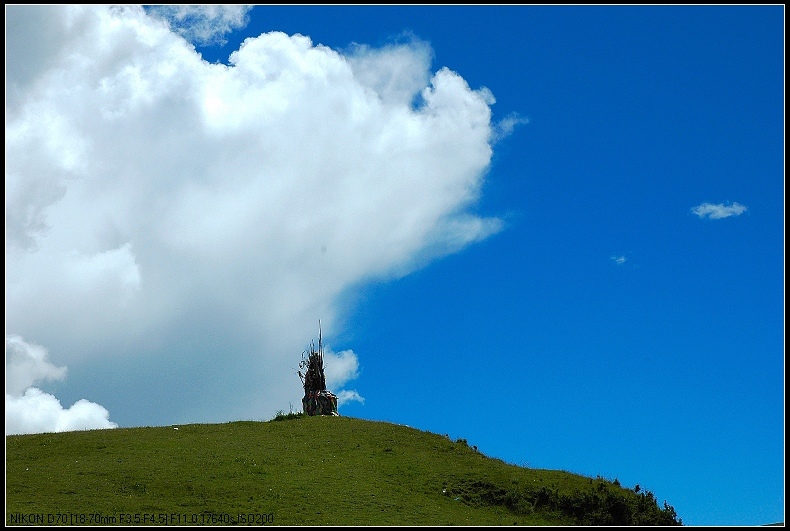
[444, 478, 682, 525]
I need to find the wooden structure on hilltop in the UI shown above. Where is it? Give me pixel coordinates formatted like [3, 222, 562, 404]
[298, 324, 338, 416]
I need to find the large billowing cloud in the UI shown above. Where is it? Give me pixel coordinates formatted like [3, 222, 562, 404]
[5, 5, 508, 432]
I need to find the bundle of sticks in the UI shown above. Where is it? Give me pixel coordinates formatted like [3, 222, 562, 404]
[298, 327, 327, 392]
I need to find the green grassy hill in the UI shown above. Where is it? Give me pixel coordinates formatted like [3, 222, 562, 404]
[6, 414, 681, 525]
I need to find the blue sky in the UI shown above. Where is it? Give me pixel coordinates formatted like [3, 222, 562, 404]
[5, 5, 784, 526]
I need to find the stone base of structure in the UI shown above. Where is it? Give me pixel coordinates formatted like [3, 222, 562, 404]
[302, 390, 339, 416]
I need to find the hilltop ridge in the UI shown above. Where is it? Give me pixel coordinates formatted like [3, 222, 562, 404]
[6, 415, 681, 525]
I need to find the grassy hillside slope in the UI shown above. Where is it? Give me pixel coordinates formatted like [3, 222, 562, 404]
[6, 415, 681, 525]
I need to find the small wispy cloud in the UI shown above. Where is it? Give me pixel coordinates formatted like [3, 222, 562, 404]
[691, 201, 747, 220]
[491, 112, 529, 144]
[611, 255, 627, 265]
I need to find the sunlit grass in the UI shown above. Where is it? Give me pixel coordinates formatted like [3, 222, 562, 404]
[6, 415, 680, 525]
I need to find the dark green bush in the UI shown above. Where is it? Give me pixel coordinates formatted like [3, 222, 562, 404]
[271, 410, 304, 421]
[445, 477, 682, 525]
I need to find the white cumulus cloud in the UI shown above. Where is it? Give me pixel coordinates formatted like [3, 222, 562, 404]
[323, 349, 360, 390]
[345, 36, 433, 107]
[6, 335, 66, 396]
[6, 389, 118, 435]
[691, 201, 747, 219]
[322, 348, 363, 410]
[146, 5, 253, 47]
[336, 390, 365, 407]
[5, 5, 507, 429]
[5, 336, 118, 435]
